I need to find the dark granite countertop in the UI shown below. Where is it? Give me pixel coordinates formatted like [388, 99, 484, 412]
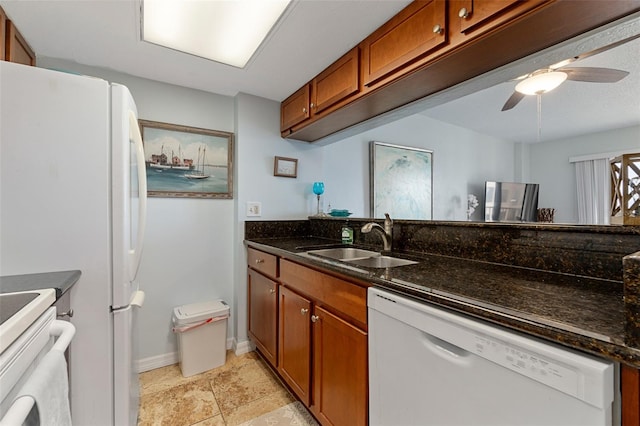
[245, 236, 640, 367]
[0, 270, 81, 300]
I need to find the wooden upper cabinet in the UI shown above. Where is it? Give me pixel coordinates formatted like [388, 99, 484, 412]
[312, 46, 359, 114]
[453, 0, 548, 35]
[281, 83, 311, 132]
[5, 19, 35, 66]
[362, 0, 447, 87]
[0, 7, 6, 61]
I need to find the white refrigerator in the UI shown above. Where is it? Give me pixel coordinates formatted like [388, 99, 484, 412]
[0, 61, 147, 425]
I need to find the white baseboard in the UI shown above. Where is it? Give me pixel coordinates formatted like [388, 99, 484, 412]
[137, 352, 179, 373]
[233, 338, 254, 355]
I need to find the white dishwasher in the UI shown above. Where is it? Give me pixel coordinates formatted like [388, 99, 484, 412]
[368, 287, 619, 426]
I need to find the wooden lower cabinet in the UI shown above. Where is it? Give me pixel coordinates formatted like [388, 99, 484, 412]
[311, 305, 367, 426]
[277, 258, 369, 426]
[278, 285, 312, 405]
[622, 364, 640, 426]
[247, 269, 278, 367]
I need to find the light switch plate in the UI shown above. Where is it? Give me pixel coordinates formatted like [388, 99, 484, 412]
[246, 202, 262, 217]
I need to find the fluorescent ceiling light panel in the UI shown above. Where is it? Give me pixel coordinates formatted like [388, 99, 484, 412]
[143, 0, 291, 68]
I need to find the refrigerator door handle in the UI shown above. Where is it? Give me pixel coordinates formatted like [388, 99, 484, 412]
[129, 111, 147, 281]
[130, 290, 145, 308]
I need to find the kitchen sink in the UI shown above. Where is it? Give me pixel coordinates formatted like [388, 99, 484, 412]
[306, 247, 380, 261]
[347, 256, 418, 268]
[306, 248, 417, 268]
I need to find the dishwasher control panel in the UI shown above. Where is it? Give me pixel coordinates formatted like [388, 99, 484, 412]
[474, 335, 579, 398]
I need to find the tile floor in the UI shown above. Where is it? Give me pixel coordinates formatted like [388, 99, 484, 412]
[137, 351, 298, 426]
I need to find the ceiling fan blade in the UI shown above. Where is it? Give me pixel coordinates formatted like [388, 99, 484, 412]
[563, 67, 629, 83]
[501, 91, 525, 111]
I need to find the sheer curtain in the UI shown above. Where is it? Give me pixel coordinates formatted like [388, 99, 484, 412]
[575, 158, 610, 225]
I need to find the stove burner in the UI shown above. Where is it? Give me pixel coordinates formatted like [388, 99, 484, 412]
[0, 293, 39, 325]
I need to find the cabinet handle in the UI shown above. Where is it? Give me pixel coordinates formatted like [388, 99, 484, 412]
[311, 315, 320, 323]
[458, 7, 470, 18]
[57, 309, 74, 318]
[432, 24, 444, 34]
[269, 288, 276, 294]
[255, 259, 265, 264]
[301, 308, 309, 315]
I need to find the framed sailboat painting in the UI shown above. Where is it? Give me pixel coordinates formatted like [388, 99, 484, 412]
[139, 120, 234, 199]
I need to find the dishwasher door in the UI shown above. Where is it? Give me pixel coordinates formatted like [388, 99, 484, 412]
[368, 287, 618, 426]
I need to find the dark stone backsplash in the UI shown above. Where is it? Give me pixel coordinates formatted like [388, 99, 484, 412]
[305, 218, 640, 281]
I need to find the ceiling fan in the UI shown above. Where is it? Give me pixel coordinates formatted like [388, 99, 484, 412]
[501, 65, 629, 111]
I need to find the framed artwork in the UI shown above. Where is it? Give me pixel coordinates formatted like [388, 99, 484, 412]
[274, 156, 298, 178]
[139, 119, 234, 199]
[370, 141, 433, 219]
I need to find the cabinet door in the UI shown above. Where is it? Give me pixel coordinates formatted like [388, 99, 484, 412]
[5, 20, 35, 65]
[0, 7, 6, 61]
[312, 46, 359, 114]
[280, 84, 311, 132]
[278, 285, 312, 405]
[456, 0, 548, 34]
[362, 0, 446, 86]
[247, 269, 278, 367]
[311, 305, 368, 426]
[621, 364, 640, 426]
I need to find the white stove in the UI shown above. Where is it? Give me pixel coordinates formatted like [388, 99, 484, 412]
[0, 289, 56, 353]
[0, 289, 75, 424]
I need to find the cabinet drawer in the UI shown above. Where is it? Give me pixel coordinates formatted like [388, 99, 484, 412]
[280, 259, 367, 327]
[247, 247, 278, 279]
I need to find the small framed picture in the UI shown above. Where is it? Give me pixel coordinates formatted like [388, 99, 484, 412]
[274, 156, 298, 178]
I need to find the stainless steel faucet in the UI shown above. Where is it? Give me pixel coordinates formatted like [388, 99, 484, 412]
[361, 213, 393, 251]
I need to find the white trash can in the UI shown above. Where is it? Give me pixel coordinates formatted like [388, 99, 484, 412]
[172, 300, 230, 377]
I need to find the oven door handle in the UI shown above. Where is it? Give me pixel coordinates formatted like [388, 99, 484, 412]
[51, 320, 76, 352]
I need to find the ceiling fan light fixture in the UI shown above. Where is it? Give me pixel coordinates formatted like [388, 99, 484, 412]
[515, 71, 568, 95]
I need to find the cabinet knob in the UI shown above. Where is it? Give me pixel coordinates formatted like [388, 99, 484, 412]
[269, 288, 276, 294]
[310, 102, 315, 109]
[301, 308, 309, 315]
[311, 315, 320, 323]
[302, 107, 307, 113]
[458, 7, 470, 18]
[57, 309, 74, 318]
[255, 259, 265, 264]
[432, 24, 444, 34]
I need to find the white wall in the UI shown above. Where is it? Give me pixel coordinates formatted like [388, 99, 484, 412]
[323, 114, 516, 221]
[529, 125, 640, 223]
[233, 93, 324, 348]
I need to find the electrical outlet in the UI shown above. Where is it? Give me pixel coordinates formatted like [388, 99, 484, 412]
[246, 202, 262, 217]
